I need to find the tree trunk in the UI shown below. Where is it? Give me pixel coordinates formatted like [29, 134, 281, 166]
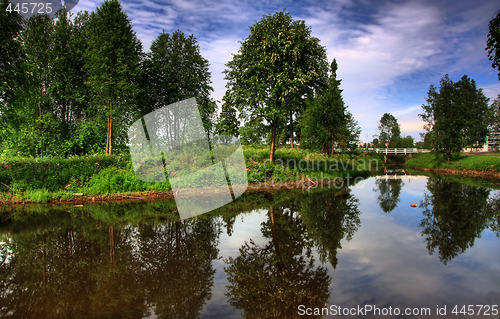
[289, 111, 293, 149]
[106, 102, 109, 155]
[331, 133, 334, 155]
[109, 115, 112, 155]
[270, 206, 280, 256]
[106, 101, 113, 155]
[270, 120, 277, 162]
[109, 226, 115, 264]
[39, 103, 43, 157]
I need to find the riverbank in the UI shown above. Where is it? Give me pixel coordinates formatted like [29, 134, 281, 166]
[405, 152, 500, 180]
[0, 146, 381, 205]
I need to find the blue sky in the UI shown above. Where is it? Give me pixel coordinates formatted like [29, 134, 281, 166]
[72, 0, 500, 142]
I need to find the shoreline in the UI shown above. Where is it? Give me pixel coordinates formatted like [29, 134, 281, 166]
[406, 165, 500, 181]
[0, 177, 358, 207]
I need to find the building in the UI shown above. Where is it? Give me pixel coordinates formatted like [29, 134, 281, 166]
[462, 131, 500, 152]
[487, 131, 500, 151]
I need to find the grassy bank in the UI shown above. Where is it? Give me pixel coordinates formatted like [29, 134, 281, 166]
[405, 168, 500, 190]
[405, 153, 500, 178]
[0, 146, 382, 204]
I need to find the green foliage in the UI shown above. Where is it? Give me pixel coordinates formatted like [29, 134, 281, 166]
[244, 145, 376, 183]
[0, 155, 133, 202]
[0, 7, 110, 157]
[85, 0, 142, 155]
[376, 113, 401, 147]
[300, 60, 343, 152]
[300, 60, 360, 153]
[406, 153, 500, 171]
[224, 9, 328, 161]
[86, 166, 172, 194]
[140, 29, 216, 132]
[341, 111, 361, 150]
[486, 10, 500, 80]
[0, 0, 24, 105]
[419, 75, 490, 160]
[239, 117, 268, 145]
[399, 135, 415, 148]
[215, 92, 240, 139]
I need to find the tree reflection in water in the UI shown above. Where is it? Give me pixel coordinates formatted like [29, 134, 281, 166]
[374, 178, 404, 213]
[224, 205, 330, 319]
[487, 194, 500, 238]
[137, 219, 220, 318]
[0, 213, 221, 319]
[224, 188, 362, 318]
[299, 189, 361, 268]
[419, 178, 493, 264]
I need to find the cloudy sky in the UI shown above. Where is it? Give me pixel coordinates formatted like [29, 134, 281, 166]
[72, 0, 500, 142]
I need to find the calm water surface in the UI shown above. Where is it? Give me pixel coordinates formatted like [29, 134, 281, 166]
[0, 174, 499, 318]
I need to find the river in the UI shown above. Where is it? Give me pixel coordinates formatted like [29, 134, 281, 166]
[0, 172, 499, 318]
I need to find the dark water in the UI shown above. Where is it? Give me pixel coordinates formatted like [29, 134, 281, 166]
[0, 174, 499, 318]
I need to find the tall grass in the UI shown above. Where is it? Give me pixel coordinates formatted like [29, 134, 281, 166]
[0, 146, 381, 203]
[406, 153, 500, 171]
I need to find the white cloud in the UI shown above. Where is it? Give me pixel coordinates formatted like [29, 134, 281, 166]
[68, 0, 499, 138]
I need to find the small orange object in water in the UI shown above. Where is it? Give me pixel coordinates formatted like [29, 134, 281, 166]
[410, 203, 417, 208]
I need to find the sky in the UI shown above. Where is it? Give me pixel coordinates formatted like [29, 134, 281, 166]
[71, 0, 500, 142]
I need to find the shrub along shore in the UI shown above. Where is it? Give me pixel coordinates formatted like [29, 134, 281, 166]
[0, 146, 382, 205]
[405, 152, 500, 180]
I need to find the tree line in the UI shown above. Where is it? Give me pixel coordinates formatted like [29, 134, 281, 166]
[0, 0, 216, 157]
[415, 9, 500, 159]
[3, 2, 498, 161]
[1, 3, 360, 161]
[371, 78, 500, 156]
[371, 5, 500, 155]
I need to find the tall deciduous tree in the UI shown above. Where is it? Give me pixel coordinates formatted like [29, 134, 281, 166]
[0, 0, 25, 150]
[377, 113, 401, 148]
[0, 0, 24, 104]
[20, 13, 57, 157]
[140, 30, 216, 133]
[486, 10, 500, 80]
[224, 9, 328, 162]
[420, 74, 489, 160]
[455, 76, 490, 150]
[85, 0, 142, 155]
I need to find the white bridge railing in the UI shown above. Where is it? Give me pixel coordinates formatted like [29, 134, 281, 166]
[366, 148, 421, 154]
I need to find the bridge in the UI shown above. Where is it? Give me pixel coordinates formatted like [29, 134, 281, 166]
[375, 175, 418, 180]
[366, 148, 430, 163]
[367, 148, 419, 154]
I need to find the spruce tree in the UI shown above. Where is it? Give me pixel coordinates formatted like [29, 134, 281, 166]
[215, 93, 240, 144]
[300, 59, 348, 154]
